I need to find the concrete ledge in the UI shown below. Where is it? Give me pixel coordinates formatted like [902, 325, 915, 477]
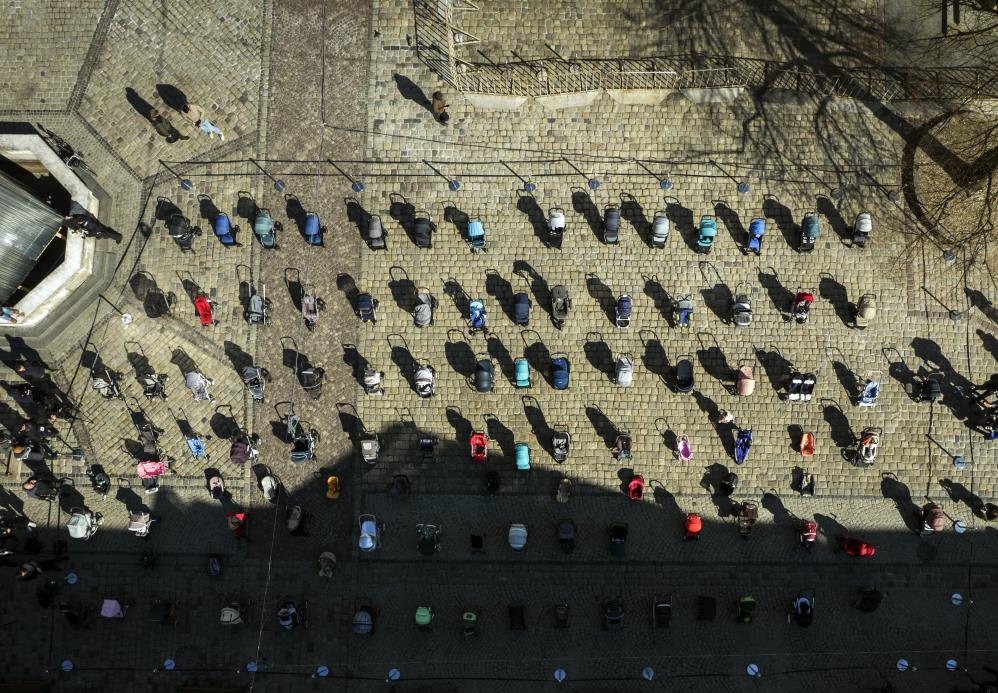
[681, 87, 745, 104]
[605, 89, 672, 105]
[463, 93, 529, 110]
[534, 90, 601, 110]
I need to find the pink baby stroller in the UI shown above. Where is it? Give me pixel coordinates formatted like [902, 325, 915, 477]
[136, 460, 168, 495]
[674, 435, 693, 462]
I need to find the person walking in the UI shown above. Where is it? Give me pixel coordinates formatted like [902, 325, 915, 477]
[147, 108, 188, 143]
[431, 91, 449, 123]
[180, 102, 224, 140]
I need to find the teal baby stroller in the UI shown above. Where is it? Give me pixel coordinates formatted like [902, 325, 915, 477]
[253, 208, 279, 248]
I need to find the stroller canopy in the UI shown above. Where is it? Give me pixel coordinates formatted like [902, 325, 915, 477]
[414, 367, 434, 394]
[414, 292, 433, 326]
[652, 213, 670, 242]
[515, 443, 530, 470]
[803, 214, 820, 239]
[359, 516, 379, 551]
[508, 523, 528, 550]
[548, 208, 565, 230]
[67, 510, 97, 539]
[185, 371, 211, 400]
[855, 212, 872, 234]
[616, 295, 632, 318]
[737, 366, 755, 396]
[616, 355, 634, 387]
[474, 360, 494, 392]
[513, 293, 531, 324]
[676, 359, 694, 391]
[552, 357, 570, 390]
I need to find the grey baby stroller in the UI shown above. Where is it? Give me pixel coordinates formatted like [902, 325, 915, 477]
[302, 294, 323, 332]
[651, 210, 670, 248]
[360, 432, 381, 465]
[184, 371, 214, 402]
[67, 508, 102, 541]
[615, 353, 634, 387]
[363, 368, 384, 396]
[552, 428, 571, 463]
[603, 205, 621, 244]
[286, 414, 318, 464]
[550, 285, 571, 329]
[299, 366, 325, 400]
[92, 366, 123, 400]
[241, 366, 267, 401]
[414, 287, 434, 327]
[732, 283, 752, 327]
[139, 369, 167, 401]
[414, 366, 435, 398]
[127, 511, 156, 538]
[245, 285, 270, 325]
[852, 212, 872, 248]
[366, 214, 386, 250]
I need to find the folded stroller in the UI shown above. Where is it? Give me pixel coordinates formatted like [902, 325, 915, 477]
[615, 295, 632, 329]
[734, 429, 752, 465]
[185, 371, 214, 402]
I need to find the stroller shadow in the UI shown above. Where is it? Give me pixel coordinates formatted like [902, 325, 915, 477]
[442, 203, 469, 240]
[585, 274, 616, 325]
[642, 275, 672, 320]
[336, 273, 359, 312]
[701, 463, 735, 517]
[639, 330, 670, 383]
[585, 405, 617, 450]
[883, 345, 917, 394]
[666, 200, 696, 251]
[831, 360, 859, 403]
[696, 335, 732, 385]
[485, 270, 515, 323]
[758, 267, 794, 315]
[516, 192, 548, 245]
[522, 332, 552, 385]
[881, 473, 922, 533]
[344, 197, 370, 240]
[713, 201, 744, 248]
[816, 196, 850, 241]
[485, 415, 515, 459]
[939, 478, 983, 513]
[197, 194, 221, 221]
[284, 268, 305, 312]
[388, 193, 416, 244]
[284, 194, 310, 240]
[761, 492, 793, 526]
[487, 337, 517, 385]
[763, 195, 797, 249]
[169, 348, 199, 379]
[388, 267, 417, 313]
[235, 191, 257, 221]
[335, 403, 362, 445]
[584, 332, 614, 381]
[521, 396, 554, 457]
[813, 512, 847, 539]
[210, 405, 239, 439]
[446, 406, 472, 445]
[513, 261, 550, 316]
[700, 284, 732, 324]
[341, 344, 369, 386]
[390, 340, 417, 384]
[154, 197, 182, 222]
[821, 400, 854, 450]
[223, 341, 253, 374]
[818, 274, 852, 326]
[620, 193, 650, 245]
[442, 278, 470, 316]
[571, 188, 602, 240]
[755, 346, 793, 393]
[445, 331, 475, 378]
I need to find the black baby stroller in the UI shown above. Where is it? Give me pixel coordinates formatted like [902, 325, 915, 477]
[356, 292, 377, 324]
[550, 285, 570, 329]
[417, 523, 441, 555]
[241, 366, 267, 401]
[167, 213, 200, 251]
[737, 501, 759, 539]
[788, 592, 814, 627]
[299, 366, 324, 400]
[139, 369, 167, 401]
[675, 356, 695, 393]
[413, 213, 434, 248]
[513, 293, 531, 326]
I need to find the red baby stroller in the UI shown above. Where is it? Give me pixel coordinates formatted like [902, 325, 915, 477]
[470, 432, 488, 463]
[792, 291, 814, 325]
[194, 293, 215, 326]
[627, 475, 645, 501]
[684, 513, 702, 540]
[800, 520, 817, 550]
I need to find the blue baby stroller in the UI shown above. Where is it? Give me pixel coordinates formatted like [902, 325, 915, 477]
[468, 299, 487, 334]
[697, 216, 717, 253]
[253, 209, 279, 248]
[746, 218, 765, 255]
[674, 296, 693, 328]
[303, 213, 323, 246]
[615, 295, 632, 329]
[734, 428, 752, 465]
[513, 293, 531, 326]
[551, 356, 569, 390]
[859, 372, 881, 407]
[515, 443, 531, 470]
[514, 358, 531, 388]
[468, 218, 486, 252]
[212, 213, 238, 247]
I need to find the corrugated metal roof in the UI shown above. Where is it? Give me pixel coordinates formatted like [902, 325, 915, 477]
[0, 168, 62, 305]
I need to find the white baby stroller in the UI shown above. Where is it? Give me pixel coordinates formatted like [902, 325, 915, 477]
[67, 508, 102, 540]
[414, 366, 435, 398]
[732, 283, 753, 327]
[184, 371, 214, 402]
[127, 511, 155, 538]
[363, 368, 384, 396]
[615, 354, 634, 388]
[547, 207, 566, 247]
[854, 427, 882, 467]
[414, 287, 434, 328]
[858, 372, 881, 407]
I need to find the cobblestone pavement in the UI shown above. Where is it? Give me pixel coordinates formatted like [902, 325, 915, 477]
[0, 1, 995, 692]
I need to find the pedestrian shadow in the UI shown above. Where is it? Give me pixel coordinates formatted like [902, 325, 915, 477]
[485, 270, 515, 323]
[571, 188, 602, 240]
[815, 195, 850, 241]
[821, 399, 854, 450]
[124, 87, 154, 119]
[666, 199, 696, 251]
[487, 336, 516, 384]
[620, 193, 650, 245]
[516, 192, 548, 245]
[585, 273, 616, 325]
[154, 83, 188, 111]
[585, 404, 617, 449]
[641, 274, 672, 320]
[881, 472, 921, 533]
[392, 73, 432, 112]
[713, 201, 744, 248]
[939, 478, 983, 513]
[757, 266, 794, 315]
[639, 330, 670, 384]
[584, 332, 614, 381]
[762, 195, 797, 248]
[977, 329, 998, 361]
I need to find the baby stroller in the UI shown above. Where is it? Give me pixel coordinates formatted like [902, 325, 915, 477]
[746, 218, 765, 254]
[194, 293, 215, 327]
[547, 207, 566, 247]
[139, 370, 168, 401]
[674, 435, 693, 462]
[675, 356, 695, 393]
[514, 358, 530, 388]
[414, 366, 435, 398]
[88, 464, 111, 498]
[651, 211, 670, 248]
[789, 592, 814, 627]
[359, 432, 380, 465]
[246, 285, 270, 325]
[363, 368, 384, 396]
[673, 296, 693, 328]
[467, 218, 486, 252]
[853, 427, 881, 467]
[167, 213, 200, 251]
[552, 428, 570, 463]
[513, 293, 531, 326]
[474, 359, 494, 393]
[608, 522, 629, 557]
[413, 213, 434, 248]
[287, 414, 318, 464]
[207, 471, 225, 500]
[470, 431, 488, 463]
[229, 432, 257, 465]
[302, 212, 323, 245]
[921, 502, 945, 533]
[277, 599, 305, 630]
[852, 211, 872, 248]
[356, 292, 377, 324]
[128, 511, 155, 538]
[184, 371, 214, 402]
[734, 428, 752, 465]
[799, 431, 815, 458]
[358, 514, 381, 552]
[353, 601, 376, 634]
[787, 371, 816, 401]
[556, 478, 572, 503]
[684, 513, 702, 541]
[137, 460, 168, 495]
[792, 291, 814, 324]
[736, 365, 755, 396]
[253, 209, 279, 248]
[800, 212, 820, 253]
[697, 215, 716, 253]
[628, 475, 645, 501]
[732, 283, 752, 326]
[800, 519, 817, 549]
[301, 294, 321, 331]
[653, 595, 672, 627]
[550, 285, 570, 329]
[615, 295, 632, 328]
[67, 508, 102, 540]
[853, 294, 876, 328]
[241, 366, 266, 401]
[508, 523, 528, 551]
[615, 353, 634, 387]
[551, 355, 570, 390]
[92, 366, 123, 400]
[858, 373, 881, 407]
[737, 596, 756, 623]
[211, 212, 238, 246]
[366, 214, 385, 250]
[737, 501, 758, 538]
[416, 524, 441, 555]
[515, 443, 531, 470]
[299, 367, 324, 400]
[613, 432, 632, 461]
[468, 299, 487, 333]
[603, 205, 621, 244]
[413, 288, 434, 327]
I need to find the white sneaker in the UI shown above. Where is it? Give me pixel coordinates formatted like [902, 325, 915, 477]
[208, 132, 214, 139]
[219, 132, 225, 142]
